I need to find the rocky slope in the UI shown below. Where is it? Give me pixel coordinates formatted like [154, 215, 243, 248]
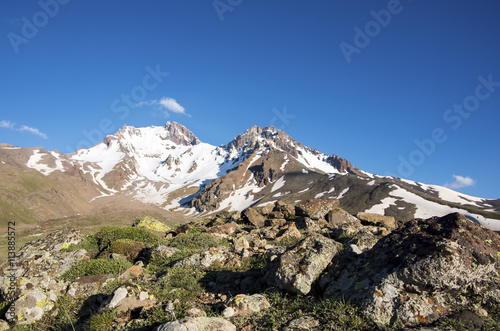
[1, 122, 499, 231]
[1, 202, 499, 330]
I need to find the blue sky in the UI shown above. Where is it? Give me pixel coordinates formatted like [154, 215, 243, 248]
[1, 0, 499, 199]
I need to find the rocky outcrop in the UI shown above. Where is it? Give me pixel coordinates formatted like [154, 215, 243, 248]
[0, 229, 87, 325]
[263, 233, 340, 295]
[295, 199, 339, 220]
[327, 155, 365, 176]
[321, 213, 500, 327]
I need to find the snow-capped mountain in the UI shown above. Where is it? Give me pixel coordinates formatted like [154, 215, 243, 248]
[2, 122, 499, 230]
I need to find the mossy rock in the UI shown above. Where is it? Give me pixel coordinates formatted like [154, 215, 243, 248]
[109, 239, 145, 261]
[134, 216, 171, 232]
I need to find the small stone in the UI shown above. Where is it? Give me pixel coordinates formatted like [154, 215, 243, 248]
[108, 287, 128, 309]
[222, 307, 235, 318]
[139, 291, 149, 301]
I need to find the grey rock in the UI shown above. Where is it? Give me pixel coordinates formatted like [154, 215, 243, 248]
[154, 317, 236, 331]
[263, 233, 340, 295]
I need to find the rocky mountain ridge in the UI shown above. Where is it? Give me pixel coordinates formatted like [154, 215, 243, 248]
[1, 122, 499, 231]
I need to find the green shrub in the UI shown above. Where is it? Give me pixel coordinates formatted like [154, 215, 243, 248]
[62, 235, 99, 257]
[61, 258, 132, 282]
[94, 225, 163, 250]
[88, 309, 118, 331]
[150, 266, 205, 301]
[231, 291, 374, 331]
[109, 238, 144, 260]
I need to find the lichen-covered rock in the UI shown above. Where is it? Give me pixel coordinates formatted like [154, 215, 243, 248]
[102, 283, 156, 313]
[151, 245, 179, 259]
[222, 294, 270, 317]
[154, 317, 236, 331]
[322, 213, 500, 328]
[242, 207, 266, 227]
[67, 274, 115, 299]
[134, 216, 171, 232]
[263, 233, 340, 295]
[356, 212, 396, 229]
[173, 246, 241, 269]
[282, 316, 320, 331]
[275, 222, 302, 241]
[0, 229, 87, 325]
[327, 208, 361, 227]
[295, 199, 339, 220]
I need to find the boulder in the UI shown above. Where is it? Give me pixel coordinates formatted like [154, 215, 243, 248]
[273, 201, 295, 218]
[173, 247, 241, 269]
[295, 199, 339, 220]
[242, 207, 266, 227]
[293, 217, 322, 233]
[260, 204, 274, 215]
[283, 316, 320, 331]
[322, 213, 500, 328]
[67, 274, 115, 299]
[206, 222, 237, 236]
[222, 294, 271, 317]
[356, 212, 396, 229]
[118, 263, 144, 280]
[275, 222, 302, 241]
[154, 317, 236, 331]
[326, 208, 362, 227]
[151, 245, 179, 259]
[263, 233, 340, 295]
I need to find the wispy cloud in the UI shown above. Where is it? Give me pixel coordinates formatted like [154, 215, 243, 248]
[0, 120, 14, 128]
[1, 120, 48, 139]
[445, 175, 476, 189]
[137, 97, 189, 117]
[19, 125, 48, 139]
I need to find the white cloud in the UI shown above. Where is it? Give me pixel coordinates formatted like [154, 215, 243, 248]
[19, 125, 48, 139]
[137, 97, 188, 116]
[0, 120, 48, 139]
[444, 175, 476, 189]
[0, 120, 14, 128]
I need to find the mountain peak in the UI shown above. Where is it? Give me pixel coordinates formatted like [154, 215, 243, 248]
[163, 122, 200, 146]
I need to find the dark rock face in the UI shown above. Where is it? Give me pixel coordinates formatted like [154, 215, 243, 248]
[326, 155, 364, 176]
[321, 213, 500, 327]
